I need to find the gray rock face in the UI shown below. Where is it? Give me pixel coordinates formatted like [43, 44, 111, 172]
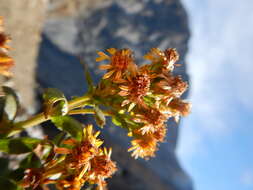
[37, 0, 192, 189]
[0, 0, 46, 112]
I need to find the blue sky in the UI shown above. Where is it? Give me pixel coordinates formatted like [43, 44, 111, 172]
[177, 0, 253, 189]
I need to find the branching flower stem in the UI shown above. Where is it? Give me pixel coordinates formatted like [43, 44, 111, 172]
[7, 94, 96, 137]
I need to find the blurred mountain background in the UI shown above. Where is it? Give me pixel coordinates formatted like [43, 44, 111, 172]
[0, 0, 192, 189]
[1, 0, 252, 190]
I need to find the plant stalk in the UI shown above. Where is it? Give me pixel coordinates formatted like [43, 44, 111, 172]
[7, 95, 91, 137]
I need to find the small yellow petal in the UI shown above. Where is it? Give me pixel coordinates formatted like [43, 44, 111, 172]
[103, 70, 115, 79]
[118, 90, 129, 96]
[128, 145, 137, 152]
[96, 56, 107, 62]
[119, 85, 129, 91]
[96, 51, 110, 62]
[55, 147, 71, 154]
[96, 140, 103, 147]
[99, 64, 112, 70]
[121, 99, 130, 107]
[94, 131, 100, 138]
[128, 102, 136, 112]
[143, 54, 154, 61]
[107, 48, 117, 55]
[114, 70, 122, 80]
[78, 164, 89, 179]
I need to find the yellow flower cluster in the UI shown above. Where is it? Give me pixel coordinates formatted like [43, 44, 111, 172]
[96, 48, 191, 159]
[22, 125, 117, 190]
[0, 16, 191, 190]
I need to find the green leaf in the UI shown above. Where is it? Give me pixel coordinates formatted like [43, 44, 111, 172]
[52, 132, 66, 146]
[0, 177, 23, 190]
[0, 137, 41, 154]
[20, 153, 41, 169]
[42, 88, 68, 118]
[51, 116, 83, 141]
[94, 106, 106, 128]
[0, 158, 9, 176]
[0, 86, 20, 121]
[143, 95, 155, 107]
[80, 59, 95, 93]
[111, 114, 128, 129]
[111, 116, 122, 127]
[8, 168, 25, 182]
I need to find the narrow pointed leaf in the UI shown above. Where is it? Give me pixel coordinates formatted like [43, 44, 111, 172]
[51, 116, 83, 141]
[0, 177, 20, 190]
[94, 106, 106, 128]
[80, 58, 95, 93]
[111, 114, 128, 129]
[0, 137, 41, 154]
[52, 131, 66, 146]
[20, 153, 41, 169]
[8, 168, 25, 182]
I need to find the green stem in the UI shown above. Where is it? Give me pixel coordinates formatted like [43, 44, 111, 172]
[68, 109, 111, 116]
[7, 95, 91, 137]
[68, 95, 90, 110]
[7, 113, 49, 137]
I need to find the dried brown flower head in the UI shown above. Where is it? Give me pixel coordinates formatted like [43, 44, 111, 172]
[168, 98, 191, 117]
[133, 108, 166, 135]
[144, 48, 179, 71]
[119, 71, 151, 111]
[88, 148, 117, 190]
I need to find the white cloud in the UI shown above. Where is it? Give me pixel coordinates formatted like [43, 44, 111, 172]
[178, 0, 253, 159]
[240, 170, 253, 187]
[177, 120, 203, 159]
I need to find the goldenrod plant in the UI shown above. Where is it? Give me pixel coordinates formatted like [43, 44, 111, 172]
[0, 17, 191, 190]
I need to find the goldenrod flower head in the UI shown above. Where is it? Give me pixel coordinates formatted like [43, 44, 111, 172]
[152, 125, 167, 142]
[97, 48, 136, 83]
[133, 108, 166, 135]
[94, 48, 190, 159]
[90, 149, 116, 178]
[128, 131, 158, 159]
[57, 126, 116, 190]
[83, 147, 116, 190]
[154, 73, 188, 99]
[144, 48, 179, 71]
[119, 70, 151, 111]
[168, 98, 191, 117]
[57, 125, 103, 170]
[22, 125, 117, 190]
